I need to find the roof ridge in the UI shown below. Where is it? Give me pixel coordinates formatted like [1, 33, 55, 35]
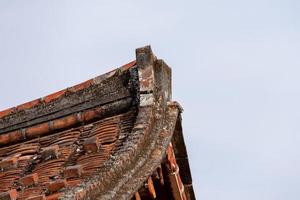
[0, 60, 136, 120]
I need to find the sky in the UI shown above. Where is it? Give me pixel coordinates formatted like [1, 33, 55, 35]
[0, 1, 300, 199]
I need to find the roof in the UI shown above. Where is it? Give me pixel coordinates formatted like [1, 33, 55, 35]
[0, 46, 195, 200]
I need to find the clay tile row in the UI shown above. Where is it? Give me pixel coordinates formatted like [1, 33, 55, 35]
[0, 106, 107, 146]
[0, 111, 134, 199]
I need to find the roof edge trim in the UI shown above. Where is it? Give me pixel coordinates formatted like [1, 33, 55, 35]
[0, 60, 136, 120]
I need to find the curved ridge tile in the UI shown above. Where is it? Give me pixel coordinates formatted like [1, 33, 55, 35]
[0, 46, 195, 200]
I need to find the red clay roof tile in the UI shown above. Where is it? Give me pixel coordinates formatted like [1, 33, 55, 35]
[0, 189, 17, 200]
[63, 165, 82, 179]
[16, 99, 41, 112]
[43, 89, 67, 104]
[47, 179, 67, 193]
[19, 173, 39, 187]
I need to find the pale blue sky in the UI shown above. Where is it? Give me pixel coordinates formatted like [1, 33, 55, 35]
[0, 1, 300, 199]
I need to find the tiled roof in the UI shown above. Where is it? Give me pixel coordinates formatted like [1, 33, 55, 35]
[0, 46, 195, 200]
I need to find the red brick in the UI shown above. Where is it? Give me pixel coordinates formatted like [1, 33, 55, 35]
[0, 189, 17, 200]
[47, 180, 67, 193]
[20, 173, 39, 187]
[63, 165, 82, 179]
